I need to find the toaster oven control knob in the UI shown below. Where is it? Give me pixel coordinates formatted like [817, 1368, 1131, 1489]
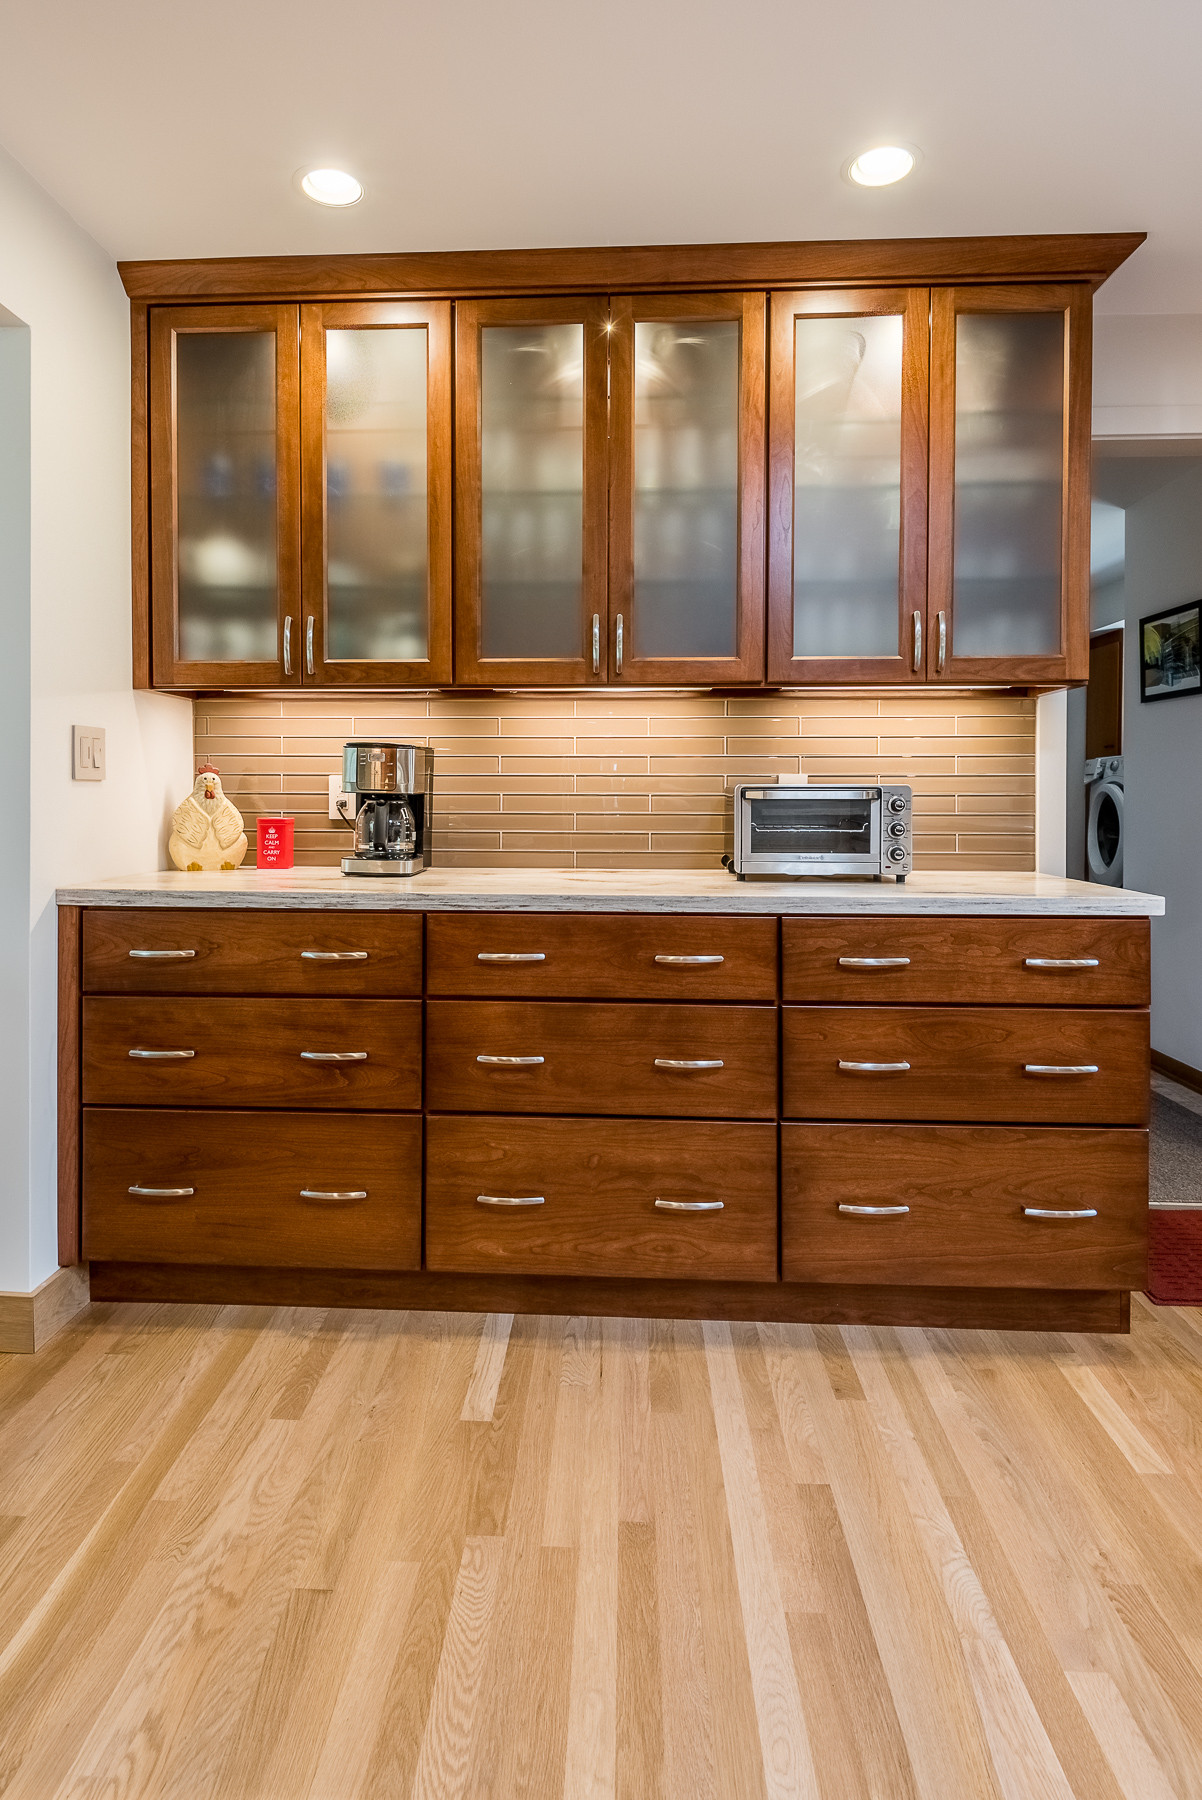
[888, 845, 907, 863]
[889, 795, 907, 814]
[888, 820, 908, 837]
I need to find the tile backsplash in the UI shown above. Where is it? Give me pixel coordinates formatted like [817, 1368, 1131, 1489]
[194, 691, 1036, 872]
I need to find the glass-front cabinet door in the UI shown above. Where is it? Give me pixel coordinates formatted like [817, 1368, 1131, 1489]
[767, 289, 930, 684]
[607, 293, 766, 683]
[300, 302, 452, 685]
[928, 284, 1090, 684]
[150, 305, 301, 687]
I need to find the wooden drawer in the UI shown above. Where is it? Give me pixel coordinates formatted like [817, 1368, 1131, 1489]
[426, 1001, 776, 1118]
[782, 1124, 1147, 1288]
[782, 916, 1149, 1007]
[782, 1006, 1148, 1125]
[82, 998, 422, 1110]
[427, 913, 777, 1000]
[426, 1116, 777, 1279]
[83, 908, 422, 996]
[83, 1109, 420, 1268]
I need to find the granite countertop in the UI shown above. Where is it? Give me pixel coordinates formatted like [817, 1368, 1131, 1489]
[56, 868, 1166, 916]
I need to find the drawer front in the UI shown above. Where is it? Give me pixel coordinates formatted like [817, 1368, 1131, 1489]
[782, 916, 1149, 1007]
[782, 1124, 1147, 1288]
[427, 913, 777, 1000]
[782, 1007, 1148, 1124]
[426, 1001, 776, 1118]
[426, 1116, 777, 1280]
[83, 908, 422, 997]
[83, 1109, 420, 1269]
[82, 998, 422, 1110]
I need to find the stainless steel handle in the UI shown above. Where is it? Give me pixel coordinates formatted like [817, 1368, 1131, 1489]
[654, 1057, 724, 1070]
[305, 614, 315, 676]
[616, 612, 624, 675]
[300, 1050, 368, 1063]
[839, 1204, 910, 1216]
[300, 1189, 368, 1202]
[838, 1059, 911, 1073]
[591, 613, 600, 676]
[477, 1194, 545, 1207]
[301, 950, 369, 962]
[912, 610, 922, 671]
[654, 954, 725, 966]
[1024, 1064, 1099, 1076]
[283, 614, 293, 676]
[1023, 1207, 1098, 1220]
[128, 948, 196, 960]
[1024, 957, 1101, 969]
[477, 952, 546, 963]
[128, 1185, 194, 1198]
[837, 956, 911, 969]
[655, 1198, 724, 1212]
[476, 1054, 544, 1066]
[937, 609, 947, 672]
[128, 1048, 195, 1060]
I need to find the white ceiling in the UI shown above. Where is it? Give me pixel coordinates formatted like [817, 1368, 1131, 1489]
[1, 0, 1196, 312]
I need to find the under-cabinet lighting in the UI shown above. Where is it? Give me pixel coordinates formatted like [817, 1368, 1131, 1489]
[847, 146, 915, 187]
[300, 168, 363, 207]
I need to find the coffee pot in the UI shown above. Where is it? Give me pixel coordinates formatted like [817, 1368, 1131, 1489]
[340, 741, 432, 877]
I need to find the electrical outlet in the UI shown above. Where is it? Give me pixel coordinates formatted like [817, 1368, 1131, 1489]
[72, 726, 106, 782]
[329, 774, 354, 823]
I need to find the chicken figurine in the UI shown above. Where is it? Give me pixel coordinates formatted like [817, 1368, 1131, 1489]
[168, 764, 248, 872]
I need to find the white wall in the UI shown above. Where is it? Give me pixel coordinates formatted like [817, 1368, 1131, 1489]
[1094, 316, 1202, 442]
[0, 145, 193, 1292]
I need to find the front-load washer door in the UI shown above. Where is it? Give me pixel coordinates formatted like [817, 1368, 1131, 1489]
[1087, 779, 1125, 886]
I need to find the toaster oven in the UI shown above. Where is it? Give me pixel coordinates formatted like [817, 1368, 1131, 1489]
[726, 783, 912, 880]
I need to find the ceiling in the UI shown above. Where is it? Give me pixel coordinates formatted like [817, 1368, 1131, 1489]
[0, 0, 1195, 312]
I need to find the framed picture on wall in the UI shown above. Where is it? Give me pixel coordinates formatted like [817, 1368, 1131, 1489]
[1140, 600, 1201, 702]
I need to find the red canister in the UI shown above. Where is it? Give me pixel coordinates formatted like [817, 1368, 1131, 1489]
[257, 816, 295, 869]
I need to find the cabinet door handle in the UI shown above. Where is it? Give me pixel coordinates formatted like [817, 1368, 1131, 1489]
[1024, 957, 1100, 969]
[837, 956, 911, 968]
[1023, 1207, 1098, 1220]
[128, 1048, 195, 1060]
[839, 1203, 910, 1216]
[476, 1054, 544, 1065]
[477, 1194, 545, 1207]
[654, 954, 725, 966]
[283, 615, 293, 676]
[305, 614, 315, 676]
[655, 1198, 724, 1212]
[477, 952, 546, 963]
[128, 948, 196, 960]
[300, 1189, 368, 1202]
[937, 609, 947, 672]
[1023, 1064, 1099, 1076]
[616, 612, 624, 675]
[128, 1185, 194, 1199]
[301, 950, 369, 962]
[591, 613, 600, 676]
[654, 1057, 724, 1070]
[300, 1050, 368, 1062]
[838, 1059, 910, 1073]
[912, 610, 922, 671]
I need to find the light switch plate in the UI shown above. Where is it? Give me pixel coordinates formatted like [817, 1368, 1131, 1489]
[329, 774, 354, 823]
[73, 726, 106, 782]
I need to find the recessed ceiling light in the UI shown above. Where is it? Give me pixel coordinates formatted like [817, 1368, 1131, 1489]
[847, 145, 915, 187]
[300, 168, 363, 207]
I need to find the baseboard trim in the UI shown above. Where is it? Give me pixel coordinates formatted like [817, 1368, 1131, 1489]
[0, 1265, 91, 1354]
[1153, 1049, 1202, 1097]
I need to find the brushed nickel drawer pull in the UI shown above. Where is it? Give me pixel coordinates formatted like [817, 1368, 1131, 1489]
[1023, 1063, 1099, 1076]
[838, 956, 911, 968]
[476, 1054, 545, 1065]
[655, 1198, 724, 1212]
[839, 1203, 910, 1216]
[654, 954, 725, 965]
[128, 1048, 195, 1060]
[477, 1194, 545, 1207]
[300, 1189, 368, 1202]
[128, 1185, 194, 1198]
[1023, 1207, 1098, 1219]
[300, 1050, 369, 1063]
[591, 612, 600, 676]
[301, 950, 369, 962]
[912, 609, 922, 671]
[128, 948, 196, 960]
[477, 952, 546, 963]
[1024, 957, 1101, 969]
[838, 1059, 910, 1073]
[654, 1057, 724, 1070]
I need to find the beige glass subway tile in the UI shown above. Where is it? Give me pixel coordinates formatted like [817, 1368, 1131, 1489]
[497, 736, 651, 758]
[954, 757, 1036, 776]
[910, 834, 958, 854]
[649, 832, 725, 851]
[437, 812, 509, 834]
[499, 813, 578, 836]
[427, 736, 511, 758]
[650, 793, 728, 814]
[531, 756, 651, 777]
[447, 774, 576, 796]
[949, 737, 1039, 758]
[495, 715, 587, 740]
[427, 756, 503, 775]
[648, 756, 800, 778]
[776, 736, 879, 758]
[567, 793, 652, 814]
[879, 738, 965, 759]
[635, 735, 728, 756]
[949, 714, 1038, 737]
[955, 793, 1036, 814]
[495, 696, 595, 717]
[875, 760, 958, 779]
[637, 775, 732, 795]
[567, 713, 653, 738]
[407, 715, 499, 737]
[432, 832, 505, 851]
[939, 772, 1035, 793]
[734, 695, 879, 717]
[574, 851, 715, 869]
[646, 717, 731, 739]
[796, 715, 888, 737]
[717, 714, 802, 736]
[433, 850, 574, 868]
[570, 699, 670, 720]
[204, 696, 286, 718]
[346, 697, 437, 716]
[198, 735, 286, 758]
[866, 714, 959, 737]
[523, 831, 653, 853]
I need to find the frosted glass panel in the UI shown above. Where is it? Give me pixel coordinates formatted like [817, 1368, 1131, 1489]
[792, 314, 903, 659]
[480, 323, 584, 660]
[176, 333, 278, 663]
[953, 312, 1064, 658]
[632, 320, 739, 659]
[325, 328, 428, 662]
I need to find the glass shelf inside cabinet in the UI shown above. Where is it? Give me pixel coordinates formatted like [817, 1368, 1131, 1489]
[325, 327, 429, 662]
[176, 333, 279, 664]
[792, 314, 903, 660]
[952, 312, 1065, 658]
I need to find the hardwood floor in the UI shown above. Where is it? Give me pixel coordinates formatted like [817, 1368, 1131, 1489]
[2, 1297, 1202, 1798]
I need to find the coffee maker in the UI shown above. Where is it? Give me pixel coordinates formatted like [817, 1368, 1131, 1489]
[340, 741, 433, 877]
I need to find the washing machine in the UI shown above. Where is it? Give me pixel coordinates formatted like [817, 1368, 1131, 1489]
[1085, 755, 1124, 886]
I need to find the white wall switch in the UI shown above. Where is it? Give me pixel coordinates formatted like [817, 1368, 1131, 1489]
[329, 773, 354, 823]
[72, 726, 106, 782]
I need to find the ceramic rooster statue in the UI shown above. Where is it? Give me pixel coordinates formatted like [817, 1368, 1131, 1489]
[168, 764, 248, 872]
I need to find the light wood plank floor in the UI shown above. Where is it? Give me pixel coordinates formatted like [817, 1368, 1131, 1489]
[3, 1295, 1202, 1798]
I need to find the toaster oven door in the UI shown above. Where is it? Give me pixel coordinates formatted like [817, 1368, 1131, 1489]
[739, 788, 881, 874]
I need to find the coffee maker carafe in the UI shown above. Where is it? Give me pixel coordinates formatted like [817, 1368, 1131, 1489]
[340, 741, 432, 877]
